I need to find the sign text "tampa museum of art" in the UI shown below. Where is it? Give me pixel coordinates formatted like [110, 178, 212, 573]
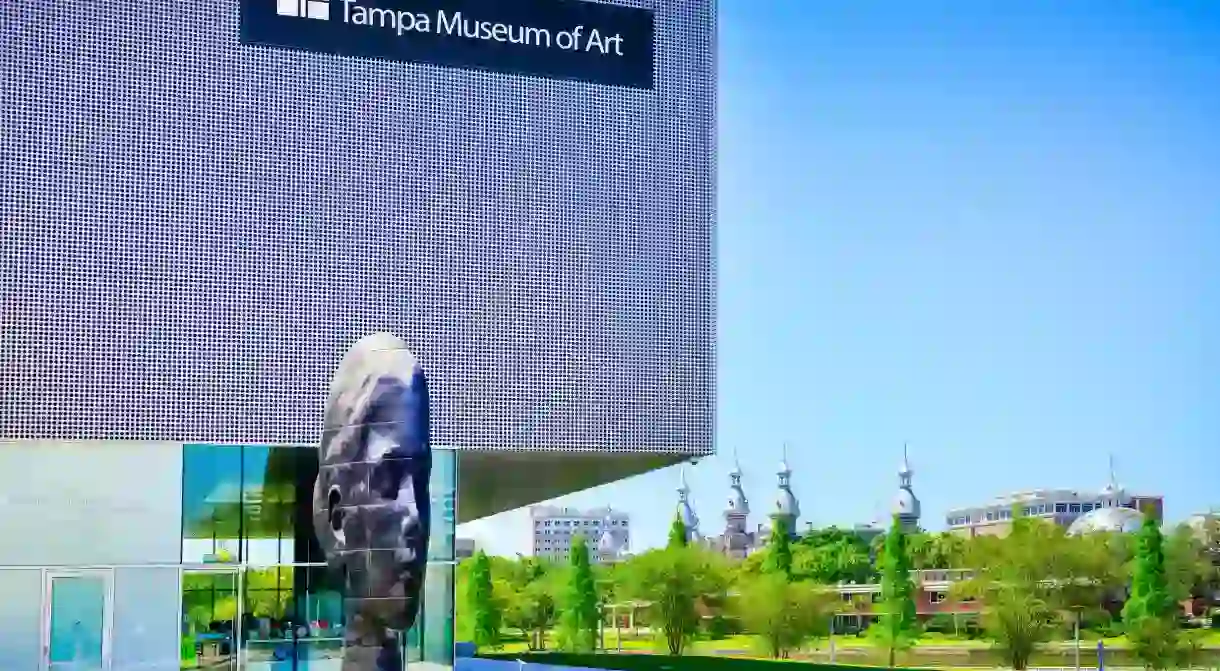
[241, 0, 656, 89]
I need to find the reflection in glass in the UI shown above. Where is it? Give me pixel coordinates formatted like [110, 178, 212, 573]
[238, 565, 346, 668]
[181, 444, 243, 563]
[182, 444, 324, 565]
[179, 445, 458, 667]
[422, 562, 456, 667]
[241, 445, 298, 565]
[48, 575, 107, 671]
[180, 569, 238, 670]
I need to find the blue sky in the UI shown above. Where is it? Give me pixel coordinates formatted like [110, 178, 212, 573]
[460, 0, 1220, 556]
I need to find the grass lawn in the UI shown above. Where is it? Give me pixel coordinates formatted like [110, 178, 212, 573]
[487, 629, 1220, 657]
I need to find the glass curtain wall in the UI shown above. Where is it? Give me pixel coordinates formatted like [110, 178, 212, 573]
[181, 444, 457, 670]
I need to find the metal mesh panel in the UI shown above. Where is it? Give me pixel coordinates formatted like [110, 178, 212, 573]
[0, 0, 715, 454]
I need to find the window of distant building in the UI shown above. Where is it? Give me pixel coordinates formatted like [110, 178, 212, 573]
[1069, 503, 1082, 513]
[930, 591, 947, 604]
[1055, 503, 1068, 513]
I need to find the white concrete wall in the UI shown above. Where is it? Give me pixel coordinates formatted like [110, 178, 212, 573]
[0, 440, 184, 671]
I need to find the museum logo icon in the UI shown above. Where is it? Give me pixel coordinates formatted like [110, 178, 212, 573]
[277, 0, 329, 21]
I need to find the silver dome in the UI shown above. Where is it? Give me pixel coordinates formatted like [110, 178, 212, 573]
[676, 467, 700, 537]
[893, 445, 920, 521]
[893, 488, 921, 519]
[727, 458, 750, 515]
[678, 500, 700, 533]
[597, 525, 620, 555]
[1067, 506, 1144, 535]
[774, 489, 800, 518]
[772, 456, 800, 520]
[728, 490, 749, 514]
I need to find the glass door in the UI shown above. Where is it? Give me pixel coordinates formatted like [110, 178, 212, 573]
[181, 567, 241, 671]
[43, 569, 113, 671]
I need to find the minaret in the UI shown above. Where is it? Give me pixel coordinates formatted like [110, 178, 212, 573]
[892, 443, 921, 533]
[676, 466, 700, 541]
[770, 444, 800, 536]
[1099, 453, 1124, 507]
[723, 449, 751, 557]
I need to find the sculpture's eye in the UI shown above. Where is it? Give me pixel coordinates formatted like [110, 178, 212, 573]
[328, 486, 344, 532]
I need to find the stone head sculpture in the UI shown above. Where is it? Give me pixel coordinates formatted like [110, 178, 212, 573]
[314, 332, 432, 670]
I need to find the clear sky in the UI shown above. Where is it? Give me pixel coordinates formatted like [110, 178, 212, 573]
[459, 0, 1220, 556]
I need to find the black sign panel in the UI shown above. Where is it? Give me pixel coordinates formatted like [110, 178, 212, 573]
[240, 0, 655, 89]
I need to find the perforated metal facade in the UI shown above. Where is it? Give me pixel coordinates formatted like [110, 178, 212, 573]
[0, 1, 715, 453]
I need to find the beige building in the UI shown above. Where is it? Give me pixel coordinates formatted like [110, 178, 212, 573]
[945, 462, 1162, 538]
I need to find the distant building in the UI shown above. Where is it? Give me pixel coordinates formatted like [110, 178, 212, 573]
[711, 454, 758, 559]
[770, 450, 801, 535]
[675, 466, 701, 544]
[893, 444, 921, 533]
[704, 445, 918, 558]
[455, 537, 478, 560]
[703, 447, 805, 556]
[529, 505, 630, 563]
[829, 568, 980, 632]
[945, 458, 1163, 538]
[594, 511, 628, 564]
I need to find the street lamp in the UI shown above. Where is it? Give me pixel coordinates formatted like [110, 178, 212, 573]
[1071, 606, 1083, 671]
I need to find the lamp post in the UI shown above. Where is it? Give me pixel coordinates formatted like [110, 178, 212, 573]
[828, 616, 837, 663]
[1072, 608, 1082, 671]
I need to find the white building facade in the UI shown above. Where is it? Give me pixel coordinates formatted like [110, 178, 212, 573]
[529, 506, 630, 564]
[945, 464, 1163, 537]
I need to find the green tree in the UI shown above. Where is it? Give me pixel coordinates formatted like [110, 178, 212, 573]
[870, 515, 919, 667]
[908, 532, 968, 570]
[621, 545, 730, 655]
[737, 574, 834, 659]
[557, 535, 600, 652]
[467, 550, 502, 650]
[502, 557, 559, 650]
[956, 507, 1061, 670]
[763, 516, 794, 578]
[793, 537, 874, 584]
[1123, 509, 1178, 670]
[1165, 524, 1211, 604]
[668, 513, 689, 549]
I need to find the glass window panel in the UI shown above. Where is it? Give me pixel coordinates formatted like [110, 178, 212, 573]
[421, 562, 455, 667]
[241, 446, 300, 565]
[430, 448, 458, 562]
[239, 564, 345, 668]
[181, 444, 244, 563]
[48, 575, 107, 670]
[180, 569, 238, 671]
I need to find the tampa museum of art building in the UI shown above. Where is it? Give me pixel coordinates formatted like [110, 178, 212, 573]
[0, 0, 713, 668]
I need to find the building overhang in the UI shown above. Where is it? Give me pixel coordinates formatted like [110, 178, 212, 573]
[457, 449, 697, 523]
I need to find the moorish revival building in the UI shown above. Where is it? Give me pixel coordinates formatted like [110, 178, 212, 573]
[697, 445, 920, 558]
[701, 449, 803, 556]
[893, 444, 922, 533]
[716, 454, 755, 559]
[675, 466, 702, 544]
